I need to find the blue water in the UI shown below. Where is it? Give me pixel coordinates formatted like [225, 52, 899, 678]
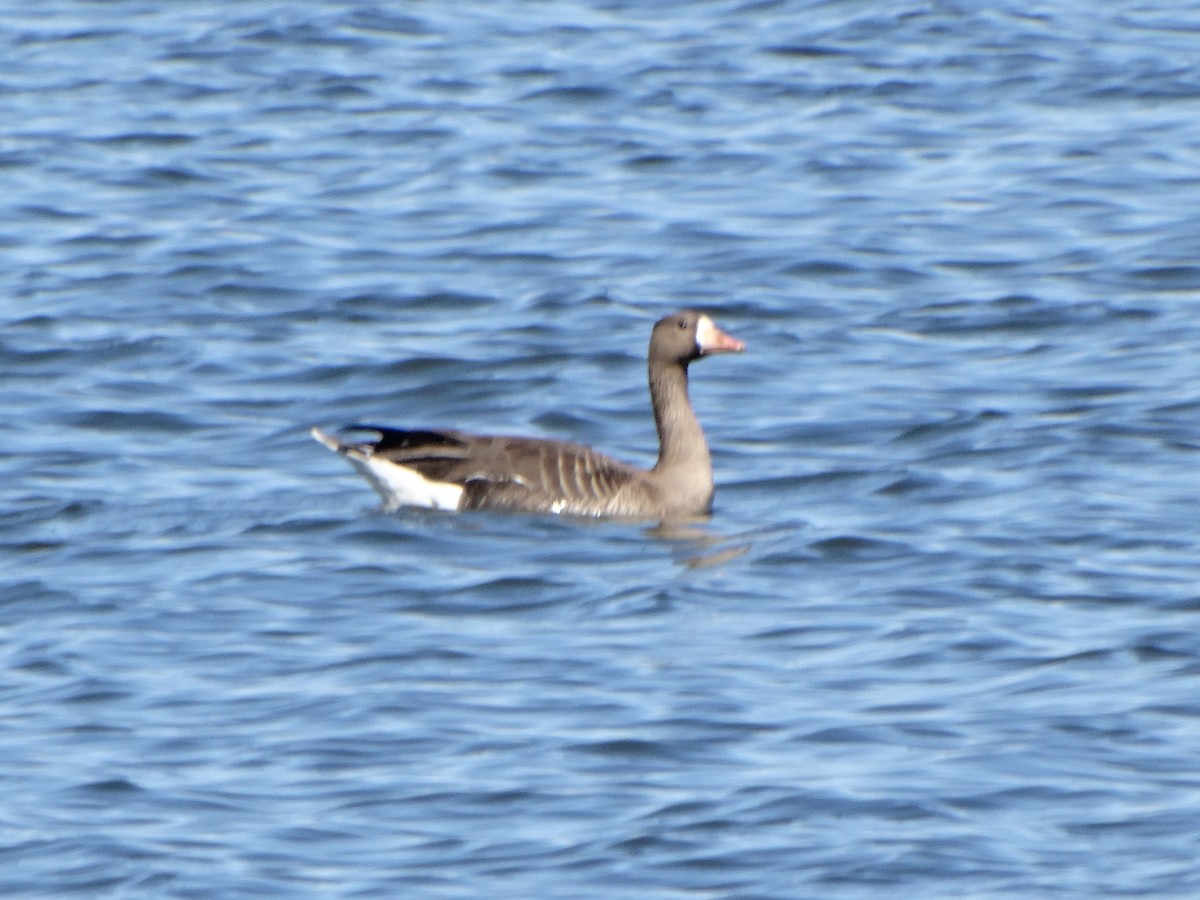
[4, 2, 1200, 896]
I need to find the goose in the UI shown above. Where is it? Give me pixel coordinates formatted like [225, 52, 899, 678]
[312, 309, 743, 520]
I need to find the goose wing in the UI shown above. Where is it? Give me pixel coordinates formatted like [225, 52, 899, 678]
[343, 425, 657, 517]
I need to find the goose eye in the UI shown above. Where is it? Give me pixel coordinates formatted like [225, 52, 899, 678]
[677, 318, 688, 329]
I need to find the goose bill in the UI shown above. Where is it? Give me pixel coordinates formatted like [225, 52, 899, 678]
[695, 314, 745, 354]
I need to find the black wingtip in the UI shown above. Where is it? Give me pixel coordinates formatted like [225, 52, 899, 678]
[337, 425, 467, 453]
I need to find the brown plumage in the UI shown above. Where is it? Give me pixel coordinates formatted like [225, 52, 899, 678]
[313, 310, 744, 520]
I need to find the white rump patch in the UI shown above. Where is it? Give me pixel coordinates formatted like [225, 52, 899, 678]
[354, 456, 464, 511]
[313, 428, 463, 512]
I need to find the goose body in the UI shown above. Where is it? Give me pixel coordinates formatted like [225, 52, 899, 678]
[313, 310, 743, 520]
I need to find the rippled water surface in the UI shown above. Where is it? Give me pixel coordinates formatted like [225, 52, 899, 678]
[4, 2, 1200, 896]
